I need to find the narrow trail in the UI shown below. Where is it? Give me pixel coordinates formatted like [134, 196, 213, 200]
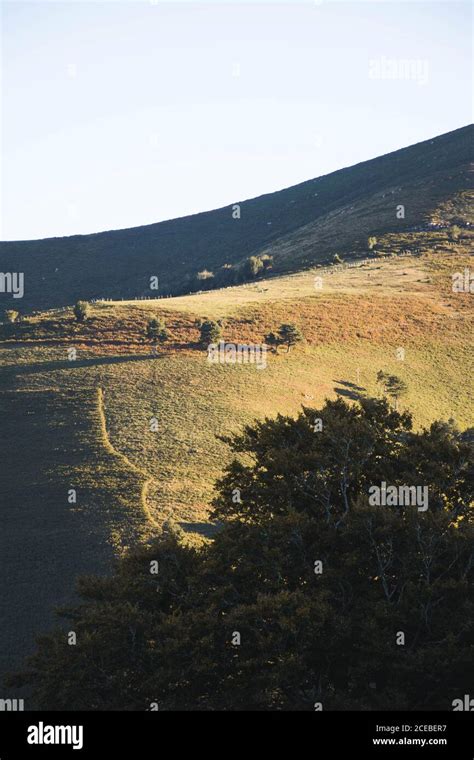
[96, 386, 161, 531]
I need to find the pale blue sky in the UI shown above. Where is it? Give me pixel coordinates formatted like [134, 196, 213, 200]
[1, 0, 472, 241]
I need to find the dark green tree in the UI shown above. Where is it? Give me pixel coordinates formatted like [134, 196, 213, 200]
[146, 317, 168, 345]
[376, 372, 408, 410]
[385, 375, 408, 410]
[8, 399, 473, 711]
[278, 323, 304, 352]
[200, 319, 222, 347]
[376, 370, 390, 394]
[264, 331, 280, 353]
[212, 397, 471, 523]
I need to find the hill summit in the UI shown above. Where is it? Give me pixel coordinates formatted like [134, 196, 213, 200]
[0, 124, 472, 313]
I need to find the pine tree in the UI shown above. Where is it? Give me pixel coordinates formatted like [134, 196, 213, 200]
[146, 317, 168, 345]
[278, 323, 304, 352]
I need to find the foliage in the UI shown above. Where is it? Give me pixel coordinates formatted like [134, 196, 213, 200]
[277, 323, 304, 352]
[449, 225, 461, 241]
[377, 371, 408, 408]
[8, 398, 473, 711]
[243, 256, 265, 278]
[199, 319, 222, 346]
[264, 324, 304, 353]
[3, 310, 19, 324]
[196, 270, 215, 281]
[260, 254, 273, 270]
[146, 317, 168, 344]
[264, 331, 280, 353]
[73, 301, 90, 323]
[212, 397, 471, 523]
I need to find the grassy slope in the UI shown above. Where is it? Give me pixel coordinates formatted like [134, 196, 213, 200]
[2, 248, 472, 541]
[0, 125, 472, 312]
[96, 251, 474, 528]
[1, 244, 472, 701]
[0, 365, 153, 690]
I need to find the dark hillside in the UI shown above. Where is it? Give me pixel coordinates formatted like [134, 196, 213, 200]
[0, 124, 472, 313]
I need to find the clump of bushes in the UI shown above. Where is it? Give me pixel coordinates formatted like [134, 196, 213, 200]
[194, 255, 273, 291]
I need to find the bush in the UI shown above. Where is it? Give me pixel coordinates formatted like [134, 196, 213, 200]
[146, 317, 168, 344]
[449, 225, 461, 242]
[260, 254, 273, 270]
[199, 319, 222, 346]
[3, 310, 19, 324]
[243, 256, 264, 278]
[264, 331, 280, 353]
[73, 301, 90, 323]
[196, 270, 214, 281]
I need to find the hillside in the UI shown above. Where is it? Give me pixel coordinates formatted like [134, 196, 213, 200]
[1, 126, 473, 701]
[0, 124, 472, 313]
[1, 245, 473, 697]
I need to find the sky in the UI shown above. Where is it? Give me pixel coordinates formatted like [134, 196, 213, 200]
[0, 0, 472, 241]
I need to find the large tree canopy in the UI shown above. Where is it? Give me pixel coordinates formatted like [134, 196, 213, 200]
[212, 397, 472, 523]
[9, 398, 473, 711]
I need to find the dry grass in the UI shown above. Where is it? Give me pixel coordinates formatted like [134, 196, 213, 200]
[2, 251, 472, 530]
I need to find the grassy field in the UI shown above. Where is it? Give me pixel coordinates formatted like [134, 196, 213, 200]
[1, 248, 472, 696]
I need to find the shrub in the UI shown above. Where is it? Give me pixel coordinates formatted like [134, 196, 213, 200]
[146, 317, 169, 345]
[243, 256, 264, 278]
[260, 254, 273, 270]
[196, 270, 215, 281]
[73, 301, 90, 323]
[199, 319, 222, 346]
[264, 331, 280, 353]
[4, 310, 19, 324]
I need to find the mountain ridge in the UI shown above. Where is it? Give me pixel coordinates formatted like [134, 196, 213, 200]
[1, 124, 472, 313]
